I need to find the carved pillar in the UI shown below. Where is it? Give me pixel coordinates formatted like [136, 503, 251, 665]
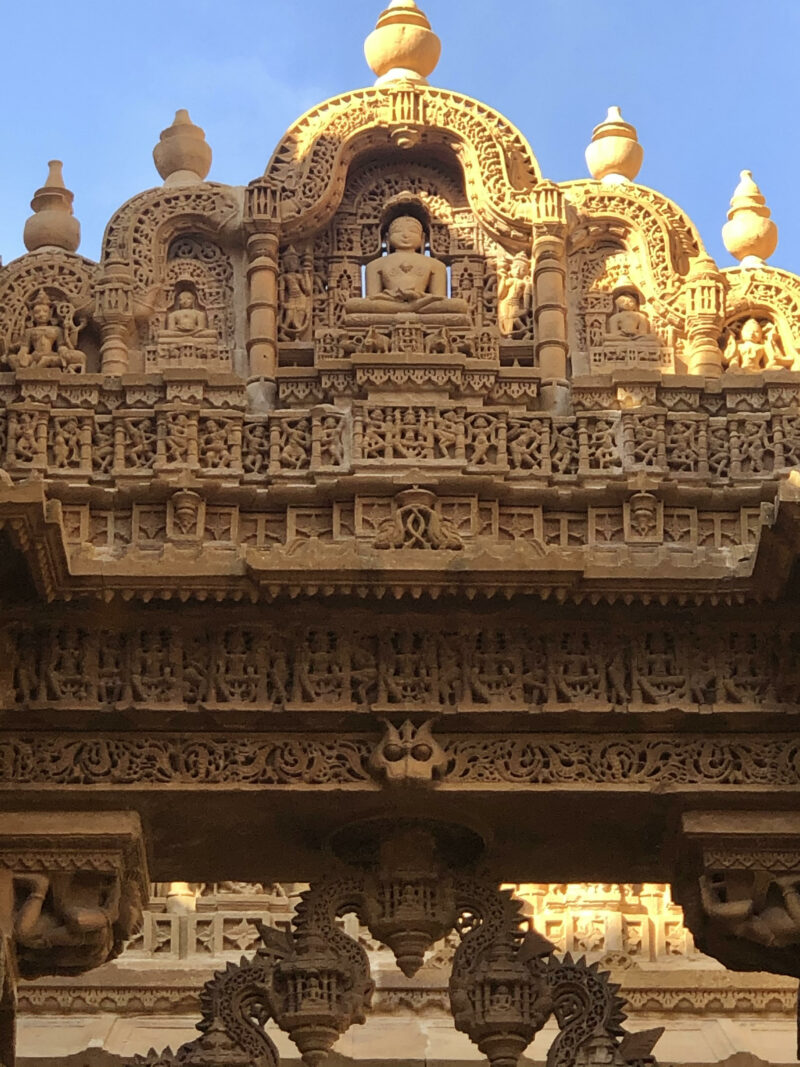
[674, 811, 800, 978]
[245, 179, 281, 412]
[95, 257, 134, 376]
[685, 254, 726, 377]
[532, 183, 570, 414]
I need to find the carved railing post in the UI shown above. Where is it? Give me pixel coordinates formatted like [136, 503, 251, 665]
[685, 254, 726, 377]
[95, 257, 134, 376]
[532, 183, 570, 414]
[245, 180, 281, 411]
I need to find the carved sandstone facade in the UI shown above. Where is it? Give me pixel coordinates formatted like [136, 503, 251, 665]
[2, 3, 800, 1067]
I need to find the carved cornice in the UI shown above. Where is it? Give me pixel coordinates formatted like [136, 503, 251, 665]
[15, 975, 797, 1018]
[0, 732, 798, 790]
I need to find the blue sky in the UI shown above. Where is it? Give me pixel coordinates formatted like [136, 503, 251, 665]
[2, 0, 798, 270]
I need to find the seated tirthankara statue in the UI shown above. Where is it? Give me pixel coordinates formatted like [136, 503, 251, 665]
[7, 291, 85, 373]
[344, 211, 470, 326]
[159, 289, 217, 348]
[606, 290, 658, 341]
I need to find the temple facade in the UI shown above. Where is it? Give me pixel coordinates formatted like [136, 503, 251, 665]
[1, 2, 800, 1065]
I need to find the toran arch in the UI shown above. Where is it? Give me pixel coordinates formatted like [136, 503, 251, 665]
[265, 84, 540, 248]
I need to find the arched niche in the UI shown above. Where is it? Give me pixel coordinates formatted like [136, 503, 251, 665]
[564, 182, 707, 374]
[276, 152, 534, 351]
[0, 251, 97, 373]
[265, 85, 540, 250]
[724, 266, 800, 363]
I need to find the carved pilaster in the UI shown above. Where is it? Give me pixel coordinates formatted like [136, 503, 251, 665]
[685, 255, 726, 377]
[532, 183, 569, 413]
[674, 811, 800, 979]
[95, 257, 134, 376]
[245, 180, 281, 408]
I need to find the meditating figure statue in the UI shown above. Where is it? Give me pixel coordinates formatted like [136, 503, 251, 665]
[345, 211, 470, 326]
[606, 291, 656, 340]
[8, 292, 85, 373]
[160, 289, 217, 344]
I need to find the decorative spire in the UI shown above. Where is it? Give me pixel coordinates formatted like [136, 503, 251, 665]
[153, 109, 212, 186]
[722, 170, 778, 269]
[23, 160, 80, 253]
[585, 106, 643, 184]
[364, 0, 441, 85]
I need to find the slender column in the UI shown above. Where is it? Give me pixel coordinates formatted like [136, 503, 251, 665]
[532, 183, 570, 413]
[685, 254, 725, 377]
[95, 258, 133, 375]
[245, 180, 281, 411]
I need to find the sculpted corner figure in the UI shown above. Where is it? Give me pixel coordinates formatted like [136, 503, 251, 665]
[722, 317, 796, 372]
[497, 253, 531, 336]
[13, 871, 129, 977]
[345, 212, 470, 325]
[161, 290, 217, 343]
[8, 292, 85, 373]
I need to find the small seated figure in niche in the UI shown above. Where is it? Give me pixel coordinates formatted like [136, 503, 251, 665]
[8, 292, 85, 373]
[722, 317, 796, 372]
[345, 211, 470, 326]
[161, 289, 217, 344]
[606, 290, 656, 340]
[497, 253, 531, 336]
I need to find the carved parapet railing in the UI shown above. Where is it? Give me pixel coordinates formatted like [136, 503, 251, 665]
[0, 372, 799, 488]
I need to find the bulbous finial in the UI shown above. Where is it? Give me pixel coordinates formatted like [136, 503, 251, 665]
[23, 160, 80, 253]
[722, 169, 778, 269]
[364, 0, 441, 85]
[585, 106, 643, 184]
[153, 109, 212, 186]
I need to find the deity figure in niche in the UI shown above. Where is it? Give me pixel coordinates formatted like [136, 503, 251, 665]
[345, 209, 470, 325]
[161, 288, 217, 344]
[497, 252, 531, 335]
[722, 317, 796, 372]
[7, 291, 85, 373]
[279, 245, 312, 340]
[605, 289, 656, 340]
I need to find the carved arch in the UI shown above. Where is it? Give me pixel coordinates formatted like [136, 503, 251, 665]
[564, 180, 704, 328]
[265, 85, 540, 247]
[724, 265, 800, 356]
[0, 250, 97, 353]
[100, 183, 241, 295]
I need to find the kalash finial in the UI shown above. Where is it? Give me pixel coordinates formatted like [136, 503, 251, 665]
[722, 169, 778, 269]
[585, 106, 643, 184]
[364, 0, 442, 85]
[153, 109, 212, 186]
[23, 160, 80, 253]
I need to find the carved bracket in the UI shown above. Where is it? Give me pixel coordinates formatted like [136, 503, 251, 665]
[674, 811, 800, 979]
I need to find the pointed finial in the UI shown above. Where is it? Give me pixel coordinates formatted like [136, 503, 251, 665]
[585, 106, 643, 184]
[153, 109, 212, 186]
[364, 0, 441, 85]
[722, 170, 778, 269]
[23, 160, 80, 253]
